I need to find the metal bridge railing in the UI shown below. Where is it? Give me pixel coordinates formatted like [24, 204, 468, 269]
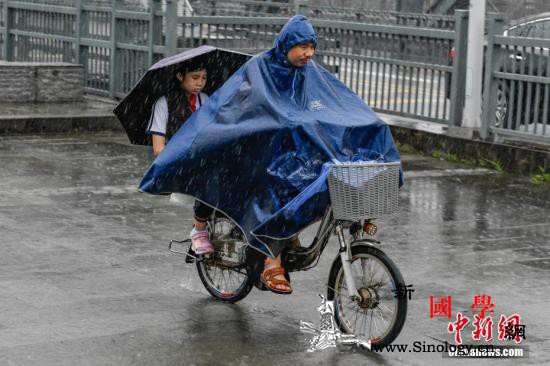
[0, 0, 462, 124]
[171, 15, 457, 124]
[482, 16, 550, 142]
[313, 20, 456, 123]
[310, 7, 455, 29]
[195, 1, 456, 29]
[0, 0, 165, 97]
[2, 0, 548, 143]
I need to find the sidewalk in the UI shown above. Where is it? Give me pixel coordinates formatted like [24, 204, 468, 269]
[0, 95, 121, 134]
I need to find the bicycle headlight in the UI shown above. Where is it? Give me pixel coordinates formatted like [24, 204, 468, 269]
[363, 222, 377, 236]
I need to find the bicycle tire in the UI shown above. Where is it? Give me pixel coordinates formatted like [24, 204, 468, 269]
[195, 217, 255, 303]
[196, 256, 254, 303]
[327, 242, 407, 347]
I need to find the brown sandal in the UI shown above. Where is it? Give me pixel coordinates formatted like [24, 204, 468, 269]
[260, 267, 292, 295]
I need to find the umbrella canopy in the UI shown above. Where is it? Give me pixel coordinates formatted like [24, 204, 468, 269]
[113, 46, 251, 145]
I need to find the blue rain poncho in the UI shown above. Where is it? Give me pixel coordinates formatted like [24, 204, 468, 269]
[139, 15, 402, 257]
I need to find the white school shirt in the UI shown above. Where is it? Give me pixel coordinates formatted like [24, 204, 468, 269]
[146, 92, 209, 136]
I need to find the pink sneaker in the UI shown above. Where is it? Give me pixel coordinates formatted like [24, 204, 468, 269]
[191, 229, 214, 255]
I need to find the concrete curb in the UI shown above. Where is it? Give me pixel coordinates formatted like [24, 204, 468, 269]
[0, 96, 123, 134]
[0, 115, 122, 134]
[381, 113, 550, 175]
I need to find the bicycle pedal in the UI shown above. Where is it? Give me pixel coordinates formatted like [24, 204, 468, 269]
[185, 246, 196, 263]
[288, 246, 309, 255]
[254, 278, 269, 291]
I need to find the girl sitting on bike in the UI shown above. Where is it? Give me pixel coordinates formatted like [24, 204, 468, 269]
[146, 62, 215, 255]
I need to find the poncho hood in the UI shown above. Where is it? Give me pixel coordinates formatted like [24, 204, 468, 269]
[272, 15, 317, 66]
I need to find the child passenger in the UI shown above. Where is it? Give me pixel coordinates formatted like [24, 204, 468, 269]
[146, 64, 215, 255]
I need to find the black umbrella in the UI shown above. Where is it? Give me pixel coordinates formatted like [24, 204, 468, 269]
[114, 46, 251, 145]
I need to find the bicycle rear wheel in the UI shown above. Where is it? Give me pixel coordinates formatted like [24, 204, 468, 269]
[196, 216, 254, 303]
[327, 242, 407, 347]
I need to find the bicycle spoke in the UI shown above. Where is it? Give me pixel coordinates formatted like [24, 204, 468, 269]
[377, 301, 395, 315]
[226, 269, 232, 290]
[221, 269, 227, 292]
[373, 307, 390, 331]
[341, 303, 361, 314]
[331, 244, 405, 345]
[351, 260, 363, 284]
[361, 258, 368, 286]
[370, 261, 383, 287]
[219, 266, 226, 292]
[369, 307, 374, 338]
[361, 307, 368, 337]
[367, 258, 375, 286]
[199, 217, 250, 299]
[213, 264, 218, 284]
[353, 305, 360, 330]
[222, 268, 229, 292]
[229, 270, 237, 290]
[371, 309, 386, 338]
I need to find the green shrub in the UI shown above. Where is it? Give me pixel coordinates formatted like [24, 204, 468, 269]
[531, 167, 550, 184]
[481, 159, 505, 173]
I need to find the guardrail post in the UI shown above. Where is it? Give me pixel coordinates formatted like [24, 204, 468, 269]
[80, 0, 90, 87]
[109, 0, 120, 97]
[294, 0, 308, 15]
[480, 14, 505, 140]
[75, 0, 82, 64]
[448, 10, 468, 126]
[2, 0, 12, 60]
[148, 0, 161, 66]
[462, 0, 486, 130]
[164, 0, 177, 56]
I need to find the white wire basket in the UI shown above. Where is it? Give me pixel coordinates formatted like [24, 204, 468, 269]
[327, 161, 401, 220]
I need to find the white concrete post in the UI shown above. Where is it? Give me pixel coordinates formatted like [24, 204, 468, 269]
[462, 0, 486, 129]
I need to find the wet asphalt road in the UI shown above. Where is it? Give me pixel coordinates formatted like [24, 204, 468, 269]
[0, 132, 549, 366]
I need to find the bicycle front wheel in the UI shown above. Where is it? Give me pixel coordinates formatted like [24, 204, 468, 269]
[327, 242, 407, 347]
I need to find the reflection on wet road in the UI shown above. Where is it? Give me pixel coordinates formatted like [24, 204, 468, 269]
[0, 133, 548, 365]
